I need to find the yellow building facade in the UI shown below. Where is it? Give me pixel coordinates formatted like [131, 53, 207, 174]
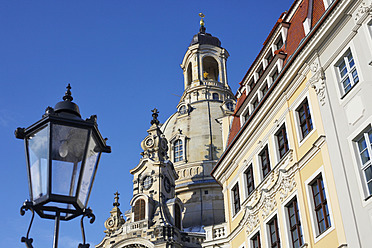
[202, 0, 360, 247]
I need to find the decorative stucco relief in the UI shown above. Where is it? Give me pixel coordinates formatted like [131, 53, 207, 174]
[354, 1, 372, 23]
[279, 174, 297, 202]
[240, 152, 297, 234]
[261, 195, 277, 219]
[309, 61, 326, 106]
[245, 212, 260, 233]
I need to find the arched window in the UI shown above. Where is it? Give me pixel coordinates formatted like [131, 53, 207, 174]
[174, 139, 183, 162]
[187, 63, 193, 87]
[175, 204, 181, 229]
[202, 57, 219, 81]
[134, 199, 145, 221]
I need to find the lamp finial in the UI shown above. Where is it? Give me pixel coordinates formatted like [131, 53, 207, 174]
[63, 84, 73, 102]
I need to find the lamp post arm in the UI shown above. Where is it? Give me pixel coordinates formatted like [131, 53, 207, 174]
[78, 208, 95, 248]
[20, 200, 34, 248]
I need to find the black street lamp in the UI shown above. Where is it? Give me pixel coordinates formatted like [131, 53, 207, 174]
[15, 85, 111, 248]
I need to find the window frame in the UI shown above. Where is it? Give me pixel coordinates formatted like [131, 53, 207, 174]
[310, 175, 331, 235]
[231, 182, 241, 216]
[174, 139, 184, 163]
[251, 231, 261, 248]
[296, 98, 313, 141]
[275, 124, 290, 160]
[266, 50, 274, 65]
[354, 127, 372, 198]
[251, 96, 259, 111]
[259, 145, 271, 179]
[292, 93, 316, 146]
[257, 64, 264, 78]
[267, 215, 281, 248]
[271, 67, 279, 83]
[335, 48, 359, 96]
[285, 197, 304, 248]
[260, 82, 269, 98]
[305, 168, 334, 242]
[244, 164, 255, 197]
[275, 36, 284, 50]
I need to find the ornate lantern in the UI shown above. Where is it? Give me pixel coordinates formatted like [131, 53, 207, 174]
[15, 85, 111, 248]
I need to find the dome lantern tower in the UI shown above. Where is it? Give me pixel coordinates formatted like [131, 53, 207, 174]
[180, 14, 232, 104]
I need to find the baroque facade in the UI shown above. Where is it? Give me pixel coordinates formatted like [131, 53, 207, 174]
[97, 0, 372, 247]
[202, 0, 372, 247]
[96, 18, 235, 248]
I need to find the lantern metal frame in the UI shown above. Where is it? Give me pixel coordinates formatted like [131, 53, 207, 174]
[15, 85, 111, 248]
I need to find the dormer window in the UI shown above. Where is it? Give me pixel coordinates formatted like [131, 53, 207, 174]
[257, 65, 264, 78]
[174, 139, 183, 162]
[266, 50, 274, 65]
[248, 78, 256, 93]
[226, 102, 234, 112]
[275, 36, 284, 50]
[252, 96, 259, 110]
[271, 68, 279, 82]
[261, 83, 269, 97]
[244, 109, 250, 123]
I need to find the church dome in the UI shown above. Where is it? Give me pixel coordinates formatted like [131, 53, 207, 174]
[190, 26, 221, 47]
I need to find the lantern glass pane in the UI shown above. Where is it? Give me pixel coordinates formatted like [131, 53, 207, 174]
[51, 124, 88, 197]
[27, 125, 49, 201]
[78, 135, 100, 207]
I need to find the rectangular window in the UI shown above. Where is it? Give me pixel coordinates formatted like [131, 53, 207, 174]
[336, 49, 359, 95]
[251, 232, 261, 248]
[356, 129, 372, 196]
[286, 198, 303, 248]
[296, 98, 313, 140]
[310, 175, 331, 234]
[232, 183, 241, 215]
[268, 216, 280, 248]
[260, 146, 271, 178]
[174, 139, 183, 162]
[245, 165, 255, 196]
[276, 124, 289, 159]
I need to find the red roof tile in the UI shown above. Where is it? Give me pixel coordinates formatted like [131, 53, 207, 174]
[312, 0, 326, 27]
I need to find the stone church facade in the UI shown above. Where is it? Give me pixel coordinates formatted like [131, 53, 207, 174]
[96, 18, 235, 248]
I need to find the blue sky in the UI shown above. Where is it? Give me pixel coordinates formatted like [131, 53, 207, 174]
[1, 0, 294, 247]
